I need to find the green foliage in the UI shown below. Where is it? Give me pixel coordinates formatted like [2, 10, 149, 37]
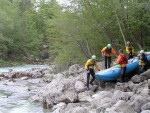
[0, 0, 149, 67]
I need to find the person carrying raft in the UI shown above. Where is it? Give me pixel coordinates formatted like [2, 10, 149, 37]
[116, 49, 128, 83]
[126, 41, 135, 59]
[138, 50, 150, 74]
[85, 55, 100, 90]
[101, 44, 117, 69]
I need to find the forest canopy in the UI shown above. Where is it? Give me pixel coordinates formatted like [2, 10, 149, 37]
[0, 0, 149, 66]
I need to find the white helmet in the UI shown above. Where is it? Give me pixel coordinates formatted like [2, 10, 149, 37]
[127, 41, 130, 45]
[140, 50, 144, 54]
[91, 55, 96, 60]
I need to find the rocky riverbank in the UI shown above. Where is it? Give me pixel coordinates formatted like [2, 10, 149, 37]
[0, 64, 150, 113]
[31, 64, 150, 113]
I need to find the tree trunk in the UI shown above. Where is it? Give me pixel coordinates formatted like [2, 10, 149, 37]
[85, 38, 92, 56]
[114, 11, 126, 46]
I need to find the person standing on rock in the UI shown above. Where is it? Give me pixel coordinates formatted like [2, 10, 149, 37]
[116, 49, 128, 83]
[101, 44, 117, 69]
[85, 55, 100, 90]
[138, 50, 149, 74]
[126, 41, 135, 59]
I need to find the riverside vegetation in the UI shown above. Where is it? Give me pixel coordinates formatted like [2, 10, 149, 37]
[0, 0, 149, 68]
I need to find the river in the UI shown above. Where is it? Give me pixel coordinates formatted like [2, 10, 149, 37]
[0, 65, 52, 113]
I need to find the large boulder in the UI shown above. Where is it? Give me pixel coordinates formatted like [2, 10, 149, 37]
[131, 75, 144, 83]
[141, 110, 150, 113]
[90, 91, 113, 109]
[75, 73, 87, 83]
[127, 81, 138, 92]
[75, 81, 85, 92]
[140, 69, 150, 79]
[129, 95, 148, 113]
[32, 77, 77, 108]
[105, 100, 136, 113]
[68, 64, 80, 76]
[52, 102, 66, 113]
[78, 91, 93, 102]
[112, 90, 134, 104]
[141, 102, 150, 111]
[65, 107, 89, 113]
[115, 82, 131, 92]
[64, 103, 90, 113]
[134, 81, 150, 97]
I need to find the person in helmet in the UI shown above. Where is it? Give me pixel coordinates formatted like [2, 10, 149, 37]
[138, 50, 149, 74]
[101, 44, 117, 69]
[116, 49, 128, 82]
[85, 55, 100, 90]
[126, 41, 134, 59]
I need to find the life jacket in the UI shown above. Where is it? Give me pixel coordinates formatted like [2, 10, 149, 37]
[119, 54, 128, 65]
[88, 60, 95, 70]
[139, 54, 147, 66]
[105, 48, 112, 54]
[128, 46, 133, 54]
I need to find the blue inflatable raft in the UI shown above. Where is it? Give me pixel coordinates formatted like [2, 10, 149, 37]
[95, 52, 150, 81]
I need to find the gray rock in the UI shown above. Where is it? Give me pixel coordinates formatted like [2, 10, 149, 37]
[112, 90, 134, 104]
[68, 64, 80, 76]
[53, 73, 65, 79]
[20, 77, 29, 80]
[75, 73, 87, 83]
[52, 102, 66, 113]
[91, 91, 113, 109]
[140, 69, 150, 79]
[115, 82, 131, 92]
[141, 102, 150, 111]
[2, 68, 46, 79]
[147, 97, 150, 101]
[32, 78, 77, 108]
[75, 81, 85, 92]
[90, 85, 99, 92]
[105, 100, 136, 113]
[131, 75, 144, 83]
[0, 77, 4, 81]
[132, 81, 150, 97]
[3, 72, 16, 78]
[104, 82, 116, 91]
[141, 110, 150, 113]
[96, 107, 106, 113]
[66, 107, 89, 113]
[129, 95, 148, 113]
[78, 68, 84, 74]
[78, 91, 93, 102]
[42, 67, 54, 75]
[127, 81, 138, 92]
[64, 103, 89, 113]
[148, 79, 150, 89]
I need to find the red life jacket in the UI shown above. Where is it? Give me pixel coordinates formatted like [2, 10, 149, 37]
[119, 54, 128, 64]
